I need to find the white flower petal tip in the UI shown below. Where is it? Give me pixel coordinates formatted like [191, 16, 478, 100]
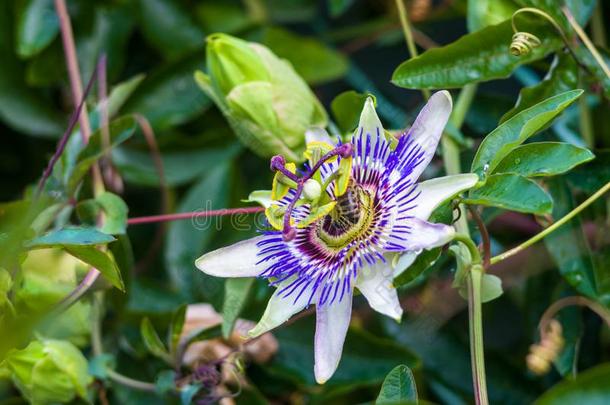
[412, 173, 480, 220]
[195, 236, 269, 278]
[433, 90, 453, 109]
[357, 96, 382, 135]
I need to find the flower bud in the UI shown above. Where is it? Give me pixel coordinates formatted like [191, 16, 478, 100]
[3, 339, 92, 404]
[196, 33, 327, 162]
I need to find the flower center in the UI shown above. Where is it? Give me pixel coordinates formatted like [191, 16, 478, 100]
[317, 185, 375, 249]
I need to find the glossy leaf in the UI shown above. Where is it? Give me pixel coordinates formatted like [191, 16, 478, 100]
[26, 227, 115, 248]
[494, 142, 594, 177]
[392, 20, 560, 89]
[535, 363, 610, 404]
[471, 90, 583, 176]
[16, 0, 59, 58]
[64, 245, 125, 291]
[376, 364, 417, 404]
[501, 53, 578, 122]
[222, 278, 254, 338]
[465, 174, 553, 214]
[467, 0, 517, 32]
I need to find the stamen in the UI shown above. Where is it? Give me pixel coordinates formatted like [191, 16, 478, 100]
[270, 143, 353, 241]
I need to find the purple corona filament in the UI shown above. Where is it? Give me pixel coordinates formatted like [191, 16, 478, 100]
[270, 143, 353, 241]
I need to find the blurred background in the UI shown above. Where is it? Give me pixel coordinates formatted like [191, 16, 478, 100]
[1, 0, 610, 404]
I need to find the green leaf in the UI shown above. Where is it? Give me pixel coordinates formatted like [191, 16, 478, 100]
[574, 45, 610, 100]
[543, 178, 597, 298]
[97, 192, 128, 235]
[392, 20, 560, 89]
[471, 90, 583, 176]
[0, 10, 64, 139]
[16, 0, 59, 58]
[26, 227, 115, 248]
[222, 278, 254, 339]
[123, 53, 211, 130]
[169, 304, 187, 354]
[331, 90, 376, 133]
[68, 115, 136, 192]
[155, 370, 176, 395]
[64, 245, 125, 291]
[263, 27, 349, 85]
[393, 248, 441, 288]
[479, 273, 503, 303]
[535, 363, 610, 404]
[494, 142, 594, 177]
[376, 365, 417, 404]
[140, 318, 170, 362]
[501, 53, 578, 122]
[465, 173, 553, 214]
[136, 0, 204, 60]
[184, 324, 222, 345]
[467, 0, 517, 32]
[104, 74, 146, 118]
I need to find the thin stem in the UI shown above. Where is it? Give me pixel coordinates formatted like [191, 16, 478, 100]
[55, 268, 100, 313]
[539, 296, 610, 334]
[491, 181, 610, 265]
[36, 65, 98, 196]
[468, 266, 489, 405]
[394, 0, 430, 99]
[127, 207, 265, 226]
[55, 0, 108, 312]
[563, 6, 610, 80]
[54, 0, 91, 143]
[453, 233, 482, 265]
[106, 370, 157, 392]
[468, 206, 491, 269]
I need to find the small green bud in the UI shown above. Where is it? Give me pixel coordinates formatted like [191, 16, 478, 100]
[197, 33, 328, 162]
[4, 339, 92, 405]
[206, 33, 270, 95]
[303, 179, 322, 201]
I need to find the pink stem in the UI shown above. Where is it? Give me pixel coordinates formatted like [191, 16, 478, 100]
[127, 207, 265, 225]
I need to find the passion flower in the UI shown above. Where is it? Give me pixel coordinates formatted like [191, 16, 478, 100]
[196, 91, 478, 383]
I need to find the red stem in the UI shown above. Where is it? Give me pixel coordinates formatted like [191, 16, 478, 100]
[126, 207, 265, 225]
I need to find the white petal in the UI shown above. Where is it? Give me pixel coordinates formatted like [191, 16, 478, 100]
[305, 127, 334, 145]
[356, 263, 402, 321]
[314, 291, 353, 384]
[412, 173, 479, 220]
[248, 278, 315, 337]
[393, 251, 419, 278]
[401, 218, 455, 251]
[352, 97, 391, 162]
[404, 90, 453, 179]
[195, 236, 271, 277]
